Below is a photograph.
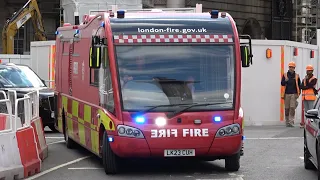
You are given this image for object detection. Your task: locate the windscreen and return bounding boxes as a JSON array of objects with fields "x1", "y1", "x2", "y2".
[
  {"x1": 0, "y1": 65, "x2": 45, "y2": 88},
  {"x1": 116, "y1": 45, "x2": 235, "y2": 112}
]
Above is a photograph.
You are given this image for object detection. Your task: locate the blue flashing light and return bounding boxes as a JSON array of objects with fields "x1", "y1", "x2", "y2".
[
  {"x1": 117, "y1": 10, "x2": 125, "y2": 18},
  {"x1": 214, "y1": 116, "x2": 221, "y2": 122},
  {"x1": 55, "y1": 31, "x2": 59, "y2": 35},
  {"x1": 211, "y1": 10, "x2": 219, "y2": 17},
  {"x1": 101, "y1": 22, "x2": 105, "y2": 27},
  {"x1": 117, "y1": 10, "x2": 125, "y2": 15},
  {"x1": 108, "y1": 136, "x2": 114, "y2": 142},
  {"x1": 134, "y1": 116, "x2": 146, "y2": 124},
  {"x1": 75, "y1": 29, "x2": 80, "y2": 34}
]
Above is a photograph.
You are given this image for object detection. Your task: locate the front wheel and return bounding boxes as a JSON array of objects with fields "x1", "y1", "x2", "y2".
[
  {"x1": 63, "y1": 113, "x2": 76, "y2": 149},
  {"x1": 102, "y1": 131, "x2": 120, "y2": 174},
  {"x1": 304, "y1": 136, "x2": 315, "y2": 170},
  {"x1": 225, "y1": 152, "x2": 240, "y2": 171},
  {"x1": 317, "y1": 145, "x2": 320, "y2": 180}
]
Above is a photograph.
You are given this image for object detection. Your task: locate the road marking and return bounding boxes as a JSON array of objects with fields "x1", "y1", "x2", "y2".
[
  {"x1": 68, "y1": 167, "x2": 103, "y2": 170},
  {"x1": 47, "y1": 140, "x2": 65, "y2": 145},
  {"x1": 245, "y1": 137, "x2": 303, "y2": 140},
  {"x1": 45, "y1": 136, "x2": 64, "y2": 139},
  {"x1": 24, "y1": 156, "x2": 91, "y2": 180},
  {"x1": 196, "y1": 178, "x2": 244, "y2": 180}
]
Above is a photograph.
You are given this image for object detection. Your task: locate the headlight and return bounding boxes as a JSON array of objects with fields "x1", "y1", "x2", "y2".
[
  {"x1": 215, "y1": 123, "x2": 241, "y2": 138},
  {"x1": 117, "y1": 125, "x2": 144, "y2": 139}
]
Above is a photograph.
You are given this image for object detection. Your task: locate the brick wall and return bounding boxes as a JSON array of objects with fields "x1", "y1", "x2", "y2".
[{"x1": 155, "y1": 0, "x2": 272, "y2": 39}]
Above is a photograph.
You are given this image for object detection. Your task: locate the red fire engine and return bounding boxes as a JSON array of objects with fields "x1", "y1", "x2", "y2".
[{"x1": 53, "y1": 6, "x2": 253, "y2": 174}]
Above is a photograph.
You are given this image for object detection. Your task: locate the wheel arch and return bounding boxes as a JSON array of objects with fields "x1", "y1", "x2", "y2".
[
  {"x1": 62, "y1": 108, "x2": 66, "y2": 137},
  {"x1": 99, "y1": 123, "x2": 106, "y2": 155}
]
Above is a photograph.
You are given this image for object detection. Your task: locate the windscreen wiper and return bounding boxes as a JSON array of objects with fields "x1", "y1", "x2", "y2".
[
  {"x1": 131, "y1": 103, "x2": 197, "y2": 117},
  {"x1": 166, "y1": 102, "x2": 229, "y2": 119}
]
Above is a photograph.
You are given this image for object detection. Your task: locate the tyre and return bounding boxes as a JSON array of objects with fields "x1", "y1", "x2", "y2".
[
  {"x1": 317, "y1": 145, "x2": 320, "y2": 180},
  {"x1": 102, "y1": 131, "x2": 119, "y2": 174},
  {"x1": 49, "y1": 124, "x2": 58, "y2": 132},
  {"x1": 304, "y1": 136, "x2": 315, "y2": 170},
  {"x1": 225, "y1": 152, "x2": 240, "y2": 171},
  {"x1": 63, "y1": 112, "x2": 76, "y2": 149}
]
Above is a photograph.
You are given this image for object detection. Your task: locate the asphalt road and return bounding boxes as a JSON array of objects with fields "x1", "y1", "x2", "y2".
[{"x1": 25, "y1": 125, "x2": 318, "y2": 180}]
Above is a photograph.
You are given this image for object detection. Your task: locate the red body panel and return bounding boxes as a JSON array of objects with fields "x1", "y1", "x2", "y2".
[
  {"x1": 110, "y1": 114, "x2": 242, "y2": 158},
  {"x1": 123, "y1": 111, "x2": 234, "y2": 148}
]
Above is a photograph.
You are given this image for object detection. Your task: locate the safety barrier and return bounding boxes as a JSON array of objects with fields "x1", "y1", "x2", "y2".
[
  {"x1": 0, "y1": 97, "x2": 24, "y2": 180},
  {"x1": 0, "y1": 114, "x2": 6, "y2": 130},
  {"x1": 0, "y1": 90, "x2": 45, "y2": 179},
  {"x1": 0, "y1": 91, "x2": 8, "y2": 131},
  {"x1": 26, "y1": 91, "x2": 48, "y2": 160}
]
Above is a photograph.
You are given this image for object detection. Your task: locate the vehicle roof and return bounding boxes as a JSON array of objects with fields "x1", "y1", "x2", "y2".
[
  {"x1": 0, "y1": 63, "x2": 28, "y2": 68},
  {"x1": 109, "y1": 12, "x2": 234, "y2": 35}
]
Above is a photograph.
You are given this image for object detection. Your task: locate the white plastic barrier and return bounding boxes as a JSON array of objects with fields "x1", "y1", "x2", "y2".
[
  {"x1": 25, "y1": 90, "x2": 48, "y2": 160},
  {"x1": 25, "y1": 90, "x2": 40, "y2": 119},
  {"x1": 0, "y1": 90, "x2": 42, "y2": 179},
  {"x1": 0, "y1": 95, "x2": 24, "y2": 180},
  {"x1": 0, "y1": 132, "x2": 24, "y2": 179}
]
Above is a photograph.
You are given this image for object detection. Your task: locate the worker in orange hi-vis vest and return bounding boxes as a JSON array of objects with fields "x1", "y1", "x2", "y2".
[
  {"x1": 301, "y1": 65, "x2": 318, "y2": 115},
  {"x1": 281, "y1": 61, "x2": 301, "y2": 127}
]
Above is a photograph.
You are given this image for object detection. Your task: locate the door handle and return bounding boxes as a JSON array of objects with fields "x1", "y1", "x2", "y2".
[{"x1": 92, "y1": 114, "x2": 100, "y2": 124}]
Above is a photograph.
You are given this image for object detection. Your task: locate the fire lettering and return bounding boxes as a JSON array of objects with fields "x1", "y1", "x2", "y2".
[
  {"x1": 151, "y1": 129, "x2": 178, "y2": 138},
  {"x1": 150, "y1": 129, "x2": 209, "y2": 138}
]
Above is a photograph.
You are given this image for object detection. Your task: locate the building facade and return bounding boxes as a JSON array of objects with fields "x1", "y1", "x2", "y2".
[
  {"x1": 148, "y1": 0, "x2": 295, "y2": 41},
  {"x1": 0, "y1": 0, "x2": 318, "y2": 55}
]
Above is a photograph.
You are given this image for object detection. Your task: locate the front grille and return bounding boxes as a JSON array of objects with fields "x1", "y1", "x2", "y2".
[
  {"x1": 40, "y1": 96, "x2": 54, "y2": 112},
  {"x1": 48, "y1": 96, "x2": 54, "y2": 111}
]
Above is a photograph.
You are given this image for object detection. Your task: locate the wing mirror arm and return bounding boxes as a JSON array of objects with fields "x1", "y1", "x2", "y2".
[{"x1": 305, "y1": 109, "x2": 319, "y2": 119}]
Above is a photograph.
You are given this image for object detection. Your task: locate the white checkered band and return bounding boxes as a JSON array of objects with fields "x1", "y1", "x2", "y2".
[{"x1": 113, "y1": 34, "x2": 233, "y2": 44}]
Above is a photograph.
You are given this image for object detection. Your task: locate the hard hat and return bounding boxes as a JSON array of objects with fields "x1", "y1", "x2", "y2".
[
  {"x1": 288, "y1": 61, "x2": 296, "y2": 67},
  {"x1": 306, "y1": 65, "x2": 314, "y2": 71}
]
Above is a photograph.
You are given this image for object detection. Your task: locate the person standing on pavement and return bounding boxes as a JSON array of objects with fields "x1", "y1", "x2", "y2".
[
  {"x1": 301, "y1": 65, "x2": 317, "y2": 114},
  {"x1": 281, "y1": 61, "x2": 301, "y2": 127}
]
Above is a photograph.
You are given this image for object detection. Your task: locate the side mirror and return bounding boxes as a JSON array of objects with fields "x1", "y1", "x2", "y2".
[
  {"x1": 239, "y1": 34, "x2": 253, "y2": 68},
  {"x1": 240, "y1": 46, "x2": 250, "y2": 67},
  {"x1": 89, "y1": 36, "x2": 102, "y2": 69},
  {"x1": 305, "y1": 109, "x2": 319, "y2": 119}
]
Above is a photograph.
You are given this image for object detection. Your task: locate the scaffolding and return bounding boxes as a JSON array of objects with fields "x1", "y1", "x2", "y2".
[{"x1": 294, "y1": 0, "x2": 319, "y2": 44}]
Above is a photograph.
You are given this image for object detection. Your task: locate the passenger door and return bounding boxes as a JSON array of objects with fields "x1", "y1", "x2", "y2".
[{"x1": 306, "y1": 98, "x2": 320, "y2": 158}]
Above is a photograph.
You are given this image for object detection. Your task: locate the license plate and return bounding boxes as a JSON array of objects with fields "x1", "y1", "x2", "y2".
[{"x1": 164, "y1": 149, "x2": 195, "y2": 157}]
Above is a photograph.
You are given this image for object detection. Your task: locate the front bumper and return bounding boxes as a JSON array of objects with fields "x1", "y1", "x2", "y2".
[
  {"x1": 109, "y1": 133, "x2": 242, "y2": 159},
  {"x1": 39, "y1": 107, "x2": 54, "y2": 126}
]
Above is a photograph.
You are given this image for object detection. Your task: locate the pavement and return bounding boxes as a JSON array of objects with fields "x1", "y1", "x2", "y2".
[{"x1": 25, "y1": 125, "x2": 318, "y2": 180}]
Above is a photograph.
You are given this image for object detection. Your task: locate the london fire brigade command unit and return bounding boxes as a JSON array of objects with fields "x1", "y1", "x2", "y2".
[{"x1": 53, "y1": 7, "x2": 253, "y2": 175}]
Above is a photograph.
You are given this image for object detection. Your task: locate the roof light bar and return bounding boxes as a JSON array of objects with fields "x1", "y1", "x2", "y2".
[{"x1": 117, "y1": 10, "x2": 125, "y2": 18}]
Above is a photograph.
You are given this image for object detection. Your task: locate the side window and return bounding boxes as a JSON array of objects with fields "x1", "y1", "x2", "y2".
[
  {"x1": 99, "y1": 46, "x2": 115, "y2": 114},
  {"x1": 90, "y1": 69, "x2": 99, "y2": 86}
]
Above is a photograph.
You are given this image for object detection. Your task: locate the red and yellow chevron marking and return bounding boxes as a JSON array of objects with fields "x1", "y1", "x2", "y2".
[
  {"x1": 280, "y1": 46, "x2": 285, "y2": 121},
  {"x1": 57, "y1": 95, "x2": 116, "y2": 155},
  {"x1": 48, "y1": 45, "x2": 56, "y2": 89}
]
